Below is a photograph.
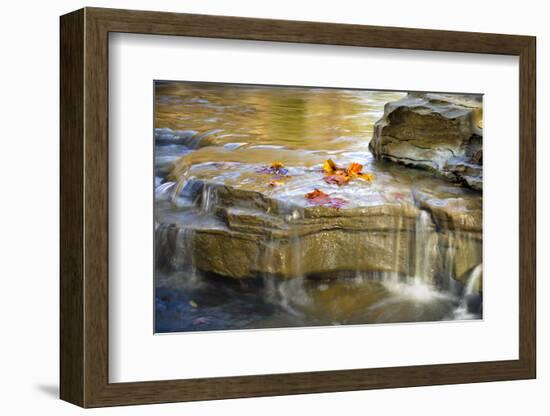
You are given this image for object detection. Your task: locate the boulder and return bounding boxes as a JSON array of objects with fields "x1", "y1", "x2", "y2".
[{"x1": 369, "y1": 93, "x2": 483, "y2": 191}]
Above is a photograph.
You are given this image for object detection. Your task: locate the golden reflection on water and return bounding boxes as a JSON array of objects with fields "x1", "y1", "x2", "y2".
[
  {"x1": 155, "y1": 81, "x2": 405, "y2": 162},
  {"x1": 153, "y1": 82, "x2": 483, "y2": 331},
  {"x1": 155, "y1": 81, "x2": 481, "y2": 212}
]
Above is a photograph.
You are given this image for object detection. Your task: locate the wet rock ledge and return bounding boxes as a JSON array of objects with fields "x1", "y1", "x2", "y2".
[
  {"x1": 369, "y1": 93, "x2": 483, "y2": 191},
  {"x1": 155, "y1": 92, "x2": 483, "y2": 293},
  {"x1": 156, "y1": 176, "x2": 482, "y2": 291}
]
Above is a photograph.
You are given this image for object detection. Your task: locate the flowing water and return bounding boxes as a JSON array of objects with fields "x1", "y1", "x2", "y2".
[{"x1": 154, "y1": 81, "x2": 482, "y2": 333}]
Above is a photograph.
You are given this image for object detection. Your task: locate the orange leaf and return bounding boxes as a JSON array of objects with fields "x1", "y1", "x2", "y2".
[
  {"x1": 321, "y1": 159, "x2": 374, "y2": 186},
  {"x1": 323, "y1": 172, "x2": 350, "y2": 186},
  {"x1": 304, "y1": 189, "x2": 347, "y2": 209},
  {"x1": 347, "y1": 162, "x2": 364, "y2": 177},
  {"x1": 305, "y1": 188, "x2": 327, "y2": 199}
]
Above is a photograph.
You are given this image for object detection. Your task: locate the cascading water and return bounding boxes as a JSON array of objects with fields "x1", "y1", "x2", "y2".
[
  {"x1": 261, "y1": 206, "x2": 312, "y2": 316},
  {"x1": 413, "y1": 209, "x2": 438, "y2": 285},
  {"x1": 452, "y1": 264, "x2": 483, "y2": 319},
  {"x1": 155, "y1": 167, "x2": 482, "y2": 330},
  {"x1": 153, "y1": 83, "x2": 482, "y2": 332},
  {"x1": 155, "y1": 180, "x2": 175, "y2": 201},
  {"x1": 372, "y1": 207, "x2": 464, "y2": 321},
  {"x1": 465, "y1": 264, "x2": 482, "y2": 295}
]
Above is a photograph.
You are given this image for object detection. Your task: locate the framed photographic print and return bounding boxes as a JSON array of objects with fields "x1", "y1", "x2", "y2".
[{"x1": 60, "y1": 7, "x2": 536, "y2": 407}]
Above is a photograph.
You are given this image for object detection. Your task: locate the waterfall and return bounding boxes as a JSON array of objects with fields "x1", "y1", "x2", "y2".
[
  {"x1": 155, "y1": 171, "x2": 206, "y2": 288},
  {"x1": 262, "y1": 206, "x2": 311, "y2": 315},
  {"x1": 155, "y1": 225, "x2": 196, "y2": 275},
  {"x1": 155, "y1": 223, "x2": 173, "y2": 271},
  {"x1": 199, "y1": 183, "x2": 218, "y2": 213},
  {"x1": 155, "y1": 181, "x2": 176, "y2": 201},
  {"x1": 413, "y1": 209, "x2": 438, "y2": 285},
  {"x1": 176, "y1": 227, "x2": 200, "y2": 286},
  {"x1": 276, "y1": 277, "x2": 311, "y2": 316},
  {"x1": 464, "y1": 264, "x2": 482, "y2": 295},
  {"x1": 393, "y1": 215, "x2": 403, "y2": 281},
  {"x1": 452, "y1": 264, "x2": 483, "y2": 320}
]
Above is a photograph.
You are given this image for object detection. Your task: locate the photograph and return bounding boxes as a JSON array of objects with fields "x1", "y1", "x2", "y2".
[{"x1": 153, "y1": 81, "x2": 483, "y2": 333}]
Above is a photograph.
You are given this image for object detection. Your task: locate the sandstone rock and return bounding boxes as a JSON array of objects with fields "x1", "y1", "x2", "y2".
[
  {"x1": 369, "y1": 93, "x2": 483, "y2": 191},
  {"x1": 156, "y1": 178, "x2": 481, "y2": 291}
]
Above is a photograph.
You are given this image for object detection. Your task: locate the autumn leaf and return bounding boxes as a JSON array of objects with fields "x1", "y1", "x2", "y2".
[
  {"x1": 323, "y1": 159, "x2": 337, "y2": 175},
  {"x1": 305, "y1": 189, "x2": 326, "y2": 199},
  {"x1": 347, "y1": 162, "x2": 363, "y2": 177},
  {"x1": 305, "y1": 188, "x2": 347, "y2": 209},
  {"x1": 320, "y1": 159, "x2": 374, "y2": 186},
  {"x1": 323, "y1": 171, "x2": 350, "y2": 186},
  {"x1": 257, "y1": 161, "x2": 289, "y2": 176}
]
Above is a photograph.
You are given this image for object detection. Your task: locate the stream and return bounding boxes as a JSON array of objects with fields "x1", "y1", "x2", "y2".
[{"x1": 154, "y1": 81, "x2": 482, "y2": 333}]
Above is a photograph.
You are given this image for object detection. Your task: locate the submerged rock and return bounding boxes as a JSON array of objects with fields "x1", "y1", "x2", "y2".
[
  {"x1": 369, "y1": 93, "x2": 483, "y2": 191},
  {"x1": 154, "y1": 127, "x2": 226, "y2": 148},
  {"x1": 155, "y1": 127, "x2": 199, "y2": 146}
]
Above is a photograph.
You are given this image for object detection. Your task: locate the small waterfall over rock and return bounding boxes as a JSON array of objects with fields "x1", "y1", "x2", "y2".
[
  {"x1": 413, "y1": 209, "x2": 438, "y2": 285},
  {"x1": 155, "y1": 181, "x2": 176, "y2": 201},
  {"x1": 465, "y1": 263, "x2": 482, "y2": 295},
  {"x1": 199, "y1": 182, "x2": 219, "y2": 214},
  {"x1": 261, "y1": 206, "x2": 312, "y2": 315},
  {"x1": 453, "y1": 264, "x2": 483, "y2": 320},
  {"x1": 153, "y1": 83, "x2": 483, "y2": 331},
  {"x1": 155, "y1": 180, "x2": 482, "y2": 323}
]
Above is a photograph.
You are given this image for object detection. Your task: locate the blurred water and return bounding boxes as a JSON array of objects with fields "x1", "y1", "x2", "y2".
[{"x1": 154, "y1": 81, "x2": 482, "y2": 333}]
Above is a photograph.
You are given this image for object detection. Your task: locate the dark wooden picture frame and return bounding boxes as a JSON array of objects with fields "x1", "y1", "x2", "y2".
[{"x1": 60, "y1": 7, "x2": 536, "y2": 408}]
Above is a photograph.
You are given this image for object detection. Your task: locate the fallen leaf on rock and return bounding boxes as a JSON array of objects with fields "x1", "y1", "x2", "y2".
[
  {"x1": 189, "y1": 300, "x2": 198, "y2": 308},
  {"x1": 347, "y1": 162, "x2": 363, "y2": 176},
  {"x1": 257, "y1": 161, "x2": 289, "y2": 176},
  {"x1": 323, "y1": 172, "x2": 350, "y2": 186},
  {"x1": 305, "y1": 188, "x2": 347, "y2": 209},
  {"x1": 321, "y1": 159, "x2": 374, "y2": 186},
  {"x1": 305, "y1": 188, "x2": 326, "y2": 199},
  {"x1": 323, "y1": 159, "x2": 337, "y2": 175}
]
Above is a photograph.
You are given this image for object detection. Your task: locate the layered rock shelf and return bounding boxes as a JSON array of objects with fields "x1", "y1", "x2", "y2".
[
  {"x1": 154, "y1": 83, "x2": 484, "y2": 331},
  {"x1": 369, "y1": 93, "x2": 483, "y2": 191},
  {"x1": 154, "y1": 89, "x2": 483, "y2": 296},
  {"x1": 156, "y1": 173, "x2": 482, "y2": 291}
]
